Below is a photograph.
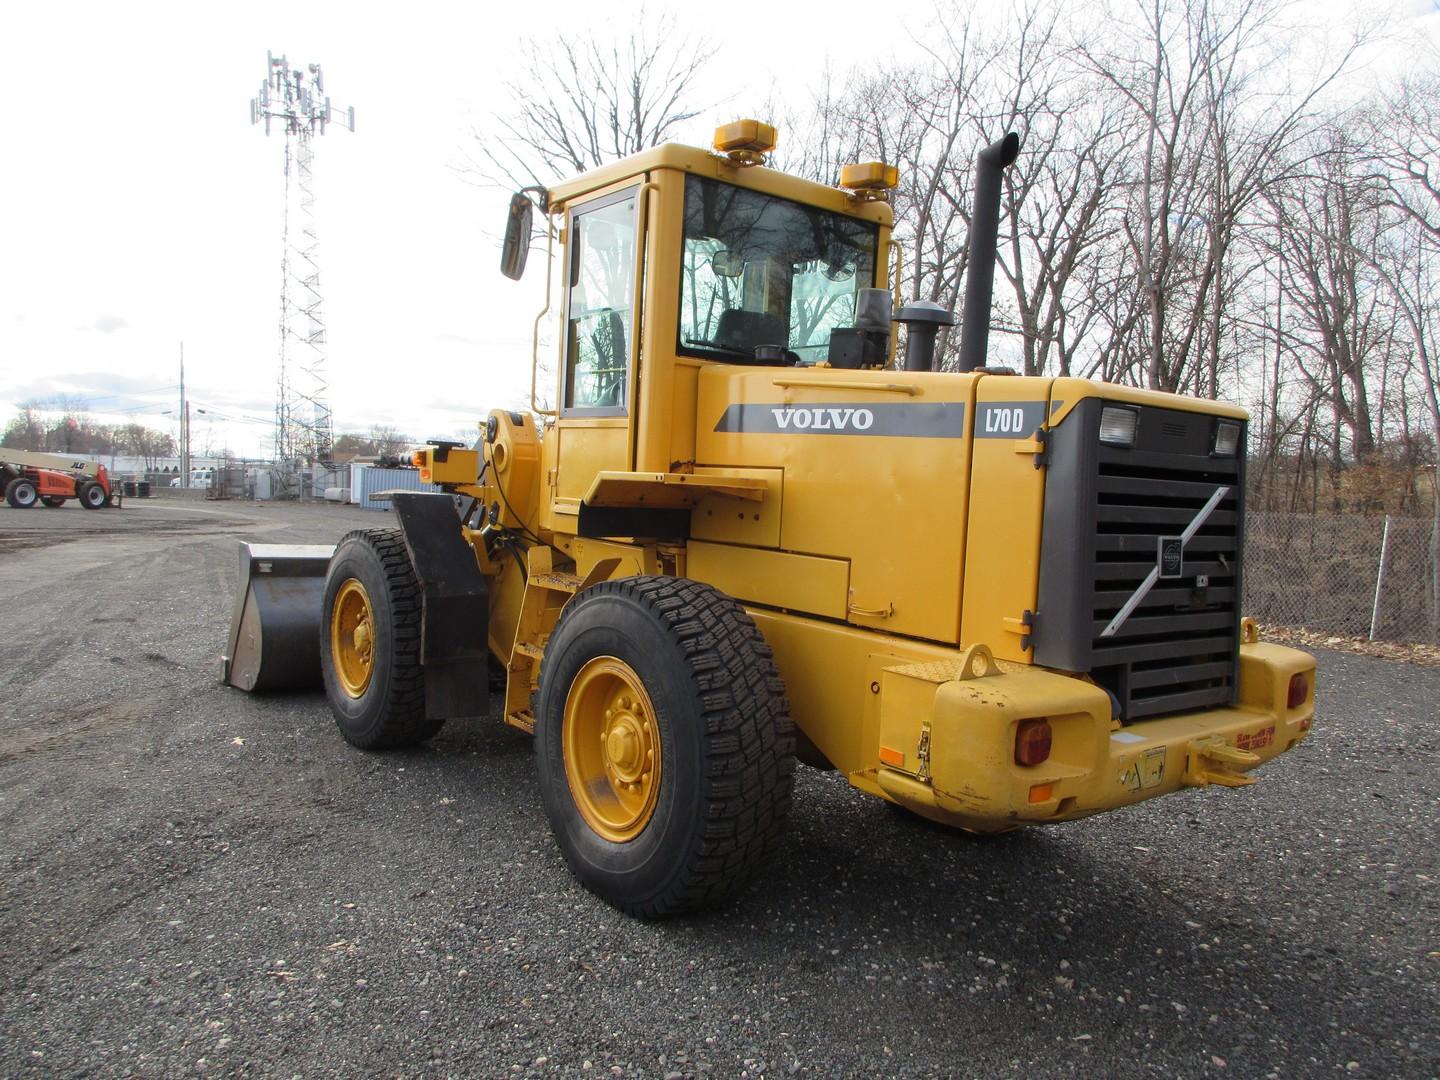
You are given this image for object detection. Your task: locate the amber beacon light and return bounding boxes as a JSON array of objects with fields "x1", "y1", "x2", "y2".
[{"x1": 713, "y1": 119, "x2": 777, "y2": 165}]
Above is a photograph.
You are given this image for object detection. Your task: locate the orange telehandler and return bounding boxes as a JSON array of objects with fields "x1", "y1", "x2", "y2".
[{"x1": 0, "y1": 449, "x2": 117, "y2": 509}]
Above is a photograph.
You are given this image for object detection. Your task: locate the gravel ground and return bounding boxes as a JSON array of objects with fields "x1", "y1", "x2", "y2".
[{"x1": 0, "y1": 498, "x2": 1435, "y2": 1079}]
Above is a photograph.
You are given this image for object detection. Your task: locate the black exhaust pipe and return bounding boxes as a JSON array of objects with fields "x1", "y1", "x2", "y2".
[{"x1": 956, "y1": 132, "x2": 1021, "y2": 373}]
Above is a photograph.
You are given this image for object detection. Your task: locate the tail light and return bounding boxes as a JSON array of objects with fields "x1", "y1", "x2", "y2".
[
  {"x1": 1287, "y1": 673, "x2": 1309, "y2": 709},
  {"x1": 1014, "y1": 718, "x2": 1052, "y2": 766}
]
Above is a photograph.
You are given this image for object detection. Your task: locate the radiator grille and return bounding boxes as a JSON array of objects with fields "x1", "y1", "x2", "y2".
[
  {"x1": 1090, "y1": 449, "x2": 1243, "y2": 719},
  {"x1": 1033, "y1": 400, "x2": 1247, "y2": 723}
]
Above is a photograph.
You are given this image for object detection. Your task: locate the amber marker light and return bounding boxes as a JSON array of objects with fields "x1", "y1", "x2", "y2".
[
  {"x1": 713, "y1": 120, "x2": 777, "y2": 165},
  {"x1": 878, "y1": 745, "x2": 905, "y2": 767},
  {"x1": 1028, "y1": 783, "x2": 1054, "y2": 804},
  {"x1": 1287, "y1": 673, "x2": 1309, "y2": 709},
  {"x1": 1014, "y1": 718, "x2": 1053, "y2": 766},
  {"x1": 838, "y1": 161, "x2": 900, "y2": 199}
]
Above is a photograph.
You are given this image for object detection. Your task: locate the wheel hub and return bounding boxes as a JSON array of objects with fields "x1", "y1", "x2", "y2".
[
  {"x1": 330, "y1": 578, "x2": 376, "y2": 698},
  {"x1": 563, "y1": 658, "x2": 661, "y2": 842}
]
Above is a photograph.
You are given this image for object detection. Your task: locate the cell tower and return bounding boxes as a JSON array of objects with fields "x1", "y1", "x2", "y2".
[{"x1": 250, "y1": 52, "x2": 354, "y2": 494}]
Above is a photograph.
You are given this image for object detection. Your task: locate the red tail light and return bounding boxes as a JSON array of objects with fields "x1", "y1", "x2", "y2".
[
  {"x1": 1287, "y1": 673, "x2": 1309, "y2": 709},
  {"x1": 1014, "y1": 718, "x2": 1052, "y2": 766}
]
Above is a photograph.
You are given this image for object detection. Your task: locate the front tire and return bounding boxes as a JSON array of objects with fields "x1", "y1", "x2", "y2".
[
  {"x1": 320, "y1": 529, "x2": 443, "y2": 749},
  {"x1": 5, "y1": 478, "x2": 38, "y2": 508},
  {"x1": 535, "y1": 576, "x2": 794, "y2": 917},
  {"x1": 78, "y1": 482, "x2": 107, "y2": 509}
]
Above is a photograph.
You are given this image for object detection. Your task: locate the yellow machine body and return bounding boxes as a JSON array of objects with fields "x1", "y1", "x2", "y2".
[{"x1": 429, "y1": 131, "x2": 1314, "y2": 833}]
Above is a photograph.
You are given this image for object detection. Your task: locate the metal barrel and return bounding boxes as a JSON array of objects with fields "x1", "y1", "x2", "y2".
[{"x1": 222, "y1": 542, "x2": 335, "y2": 692}]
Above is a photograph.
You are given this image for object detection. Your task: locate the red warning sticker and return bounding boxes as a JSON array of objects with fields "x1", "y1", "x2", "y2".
[{"x1": 1235, "y1": 726, "x2": 1274, "y2": 751}]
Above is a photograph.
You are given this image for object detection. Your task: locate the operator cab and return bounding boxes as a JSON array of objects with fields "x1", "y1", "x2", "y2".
[{"x1": 499, "y1": 120, "x2": 901, "y2": 493}]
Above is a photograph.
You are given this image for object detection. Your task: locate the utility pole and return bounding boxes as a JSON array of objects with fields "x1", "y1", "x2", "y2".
[
  {"x1": 251, "y1": 53, "x2": 354, "y2": 497},
  {"x1": 180, "y1": 343, "x2": 191, "y2": 485}
]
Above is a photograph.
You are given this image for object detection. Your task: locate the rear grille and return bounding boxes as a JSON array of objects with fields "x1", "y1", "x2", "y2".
[
  {"x1": 1033, "y1": 400, "x2": 1246, "y2": 723},
  {"x1": 1090, "y1": 451, "x2": 1243, "y2": 719}
]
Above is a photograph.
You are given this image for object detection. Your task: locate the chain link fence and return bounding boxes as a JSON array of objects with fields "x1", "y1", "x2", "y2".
[{"x1": 1244, "y1": 512, "x2": 1440, "y2": 644}]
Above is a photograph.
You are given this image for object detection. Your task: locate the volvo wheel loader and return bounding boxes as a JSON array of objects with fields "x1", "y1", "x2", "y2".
[{"x1": 224, "y1": 120, "x2": 1316, "y2": 917}]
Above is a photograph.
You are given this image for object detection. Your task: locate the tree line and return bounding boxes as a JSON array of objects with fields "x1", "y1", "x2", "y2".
[
  {"x1": 774, "y1": 2, "x2": 1437, "y2": 520},
  {"x1": 479, "y1": 0, "x2": 1439, "y2": 524},
  {"x1": 2, "y1": 404, "x2": 176, "y2": 468},
  {"x1": 2, "y1": 402, "x2": 419, "y2": 467}
]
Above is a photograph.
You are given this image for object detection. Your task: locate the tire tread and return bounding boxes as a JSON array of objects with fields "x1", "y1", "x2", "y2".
[
  {"x1": 540, "y1": 575, "x2": 795, "y2": 917},
  {"x1": 327, "y1": 528, "x2": 441, "y2": 749}
]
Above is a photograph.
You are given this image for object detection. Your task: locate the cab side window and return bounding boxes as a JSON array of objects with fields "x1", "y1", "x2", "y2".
[{"x1": 564, "y1": 190, "x2": 638, "y2": 413}]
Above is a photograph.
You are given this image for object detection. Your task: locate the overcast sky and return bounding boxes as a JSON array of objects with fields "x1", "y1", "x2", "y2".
[{"x1": 1, "y1": 0, "x2": 1432, "y2": 459}]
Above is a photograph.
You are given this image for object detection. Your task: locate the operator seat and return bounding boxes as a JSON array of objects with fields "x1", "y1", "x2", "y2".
[{"x1": 715, "y1": 309, "x2": 788, "y2": 353}]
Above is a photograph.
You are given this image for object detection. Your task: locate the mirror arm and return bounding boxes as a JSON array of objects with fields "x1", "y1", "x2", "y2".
[{"x1": 519, "y1": 184, "x2": 550, "y2": 214}]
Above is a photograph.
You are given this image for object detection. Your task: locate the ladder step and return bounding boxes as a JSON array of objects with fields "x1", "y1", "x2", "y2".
[
  {"x1": 513, "y1": 641, "x2": 544, "y2": 660},
  {"x1": 505, "y1": 710, "x2": 535, "y2": 735},
  {"x1": 530, "y1": 571, "x2": 584, "y2": 594}
]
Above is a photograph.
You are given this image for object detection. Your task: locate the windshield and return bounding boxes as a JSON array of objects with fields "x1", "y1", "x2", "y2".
[{"x1": 678, "y1": 176, "x2": 879, "y2": 364}]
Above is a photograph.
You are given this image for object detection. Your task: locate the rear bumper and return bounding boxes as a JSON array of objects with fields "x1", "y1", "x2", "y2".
[{"x1": 874, "y1": 641, "x2": 1315, "y2": 831}]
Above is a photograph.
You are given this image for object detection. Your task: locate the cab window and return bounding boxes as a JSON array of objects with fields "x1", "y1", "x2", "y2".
[
  {"x1": 564, "y1": 189, "x2": 638, "y2": 413},
  {"x1": 678, "y1": 175, "x2": 879, "y2": 364}
]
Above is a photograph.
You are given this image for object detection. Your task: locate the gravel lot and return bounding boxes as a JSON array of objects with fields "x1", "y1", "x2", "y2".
[{"x1": 0, "y1": 497, "x2": 1436, "y2": 1078}]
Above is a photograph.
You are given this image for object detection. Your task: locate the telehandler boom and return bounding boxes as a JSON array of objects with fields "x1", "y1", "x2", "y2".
[{"x1": 224, "y1": 121, "x2": 1316, "y2": 917}]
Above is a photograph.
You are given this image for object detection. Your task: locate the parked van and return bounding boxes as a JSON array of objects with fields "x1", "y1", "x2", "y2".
[{"x1": 170, "y1": 468, "x2": 214, "y2": 489}]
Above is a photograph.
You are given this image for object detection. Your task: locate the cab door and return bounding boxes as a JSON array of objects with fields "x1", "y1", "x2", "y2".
[{"x1": 550, "y1": 183, "x2": 642, "y2": 522}]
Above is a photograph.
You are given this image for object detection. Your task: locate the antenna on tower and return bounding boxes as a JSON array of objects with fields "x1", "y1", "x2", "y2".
[{"x1": 251, "y1": 52, "x2": 354, "y2": 497}]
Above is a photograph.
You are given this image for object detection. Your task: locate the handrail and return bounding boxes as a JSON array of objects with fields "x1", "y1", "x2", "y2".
[
  {"x1": 887, "y1": 237, "x2": 904, "y2": 368},
  {"x1": 771, "y1": 378, "x2": 920, "y2": 396},
  {"x1": 629, "y1": 181, "x2": 659, "y2": 414},
  {"x1": 529, "y1": 213, "x2": 558, "y2": 417}
]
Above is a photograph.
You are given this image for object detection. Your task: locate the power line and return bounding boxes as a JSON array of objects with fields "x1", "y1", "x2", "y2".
[{"x1": 13, "y1": 384, "x2": 180, "y2": 410}]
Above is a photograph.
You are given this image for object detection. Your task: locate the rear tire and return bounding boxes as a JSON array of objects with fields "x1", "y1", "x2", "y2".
[
  {"x1": 5, "y1": 478, "x2": 38, "y2": 508},
  {"x1": 78, "y1": 482, "x2": 106, "y2": 509},
  {"x1": 535, "y1": 576, "x2": 794, "y2": 917},
  {"x1": 320, "y1": 529, "x2": 443, "y2": 749},
  {"x1": 41, "y1": 495, "x2": 66, "y2": 508}
]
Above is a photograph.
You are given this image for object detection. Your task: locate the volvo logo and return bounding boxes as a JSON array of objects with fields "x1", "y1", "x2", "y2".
[
  {"x1": 713, "y1": 401, "x2": 967, "y2": 438},
  {"x1": 1158, "y1": 537, "x2": 1184, "y2": 579},
  {"x1": 770, "y1": 406, "x2": 875, "y2": 432},
  {"x1": 1100, "y1": 485, "x2": 1231, "y2": 638}
]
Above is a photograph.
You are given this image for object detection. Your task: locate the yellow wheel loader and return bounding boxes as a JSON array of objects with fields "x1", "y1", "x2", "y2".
[{"x1": 224, "y1": 120, "x2": 1316, "y2": 917}]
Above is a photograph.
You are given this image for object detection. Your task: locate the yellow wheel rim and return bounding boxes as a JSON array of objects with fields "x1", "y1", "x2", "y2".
[
  {"x1": 563, "y1": 656, "x2": 662, "y2": 842},
  {"x1": 330, "y1": 578, "x2": 376, "y2": 698}
]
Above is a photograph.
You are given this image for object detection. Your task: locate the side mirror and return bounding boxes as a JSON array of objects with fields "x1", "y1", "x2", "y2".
[
  {"x1": 501, "y1": 192, "x2": 534, "y2": 280},
  {"x1": 711, "y1": 249, "x2": 744, "y2": 279}
]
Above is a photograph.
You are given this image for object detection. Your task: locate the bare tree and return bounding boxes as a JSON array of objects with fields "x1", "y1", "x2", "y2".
[
  {"x1": 984, "y1": 7, "x2": 1132, "y2": 377},
  {"x1": 2, "y1": 405, "x2": 46, "y2": 451},
  {"x1": 1077, "y1": 0, "x2": 1362, "y2": 393},
  {"x1": 118, "y1": 423, "x2": 177, "y2": 470},
  {"x1": 469, "y1": 13, "x2": 712, "y2": 189},
  {"x1": 368, "y1": 424, "x2": 413, "y2": 458},
  {"x1": 1363, "y1": 64, "x2": 1440, "y2": 622},
  {"x1": 1260, "y1": 129, "x2": 1393, "y2": 474}
]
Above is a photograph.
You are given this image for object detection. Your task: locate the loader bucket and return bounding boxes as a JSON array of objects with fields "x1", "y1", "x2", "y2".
[{"x1": 222, "y1": 542, "x2": 336, "y2": 692}]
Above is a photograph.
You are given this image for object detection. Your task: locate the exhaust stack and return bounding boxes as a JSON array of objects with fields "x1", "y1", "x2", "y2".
[{"x1": 956, "y1": 132, "x2": 1021, "y2": 374}]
